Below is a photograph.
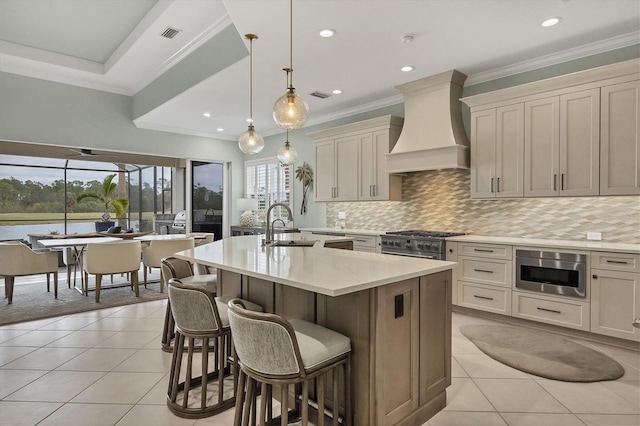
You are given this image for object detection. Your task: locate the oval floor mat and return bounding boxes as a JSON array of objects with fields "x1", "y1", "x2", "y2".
[{"x1": 459, "y1": 324, "x2": 625, "y2": 382}]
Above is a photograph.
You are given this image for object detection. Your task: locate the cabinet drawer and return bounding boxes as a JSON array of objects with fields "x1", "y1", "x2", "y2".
[
  {"x1": 458, "y1": 282, "x2": 511, "y2": 315},
  {"x1": 512, "y1": 291, "x2": 590, "y2": 331},
  {"x1": 459, "y1": 243, "x2": 512, "y2": 260},
  {"x1": 346, "y1": 234, "x2": 378, "y2": 250},
  {"x1": 459, "y1": 257, "x2": 512, "y2": 287},
  {"x1": 591, "y1": 251, "x2": 640, "y2": 273}
]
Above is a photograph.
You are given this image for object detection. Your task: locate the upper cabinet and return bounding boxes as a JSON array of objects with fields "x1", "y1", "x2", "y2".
[
  {"x1": 471, "y1": 104, "x2": 524, "y2": 198},
  {"x1": 524, "y1": 89, "x2": 600, "y2": 197},
  {"x1": 600, "y1": 80, "x2": 640, "y2": 195},
  {"x1": 310, "y1": 116, "x2": 403, "y2": 202},
  {"x1": 462, "y1": 58, "x2": 639, "y2": 199}
]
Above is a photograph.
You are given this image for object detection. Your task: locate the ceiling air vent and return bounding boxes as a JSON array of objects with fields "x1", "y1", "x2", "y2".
[
  {"x1": 160, "y1": 27, "x2": 182, "y2": 39},
  {"x1": 309, "y1": 91, "x2": 331, "y2": 99}
]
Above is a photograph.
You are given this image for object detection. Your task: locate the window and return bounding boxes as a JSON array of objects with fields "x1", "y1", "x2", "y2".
[{"x1": 245, "y1": 157, "x2": 292, "y2": 222}]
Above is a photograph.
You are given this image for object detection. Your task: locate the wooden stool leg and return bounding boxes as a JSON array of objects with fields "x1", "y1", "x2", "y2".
[
  {"x1": 302, "y1": 380, "x2": 309, "y2": 426},
  {"x1": 242, "y1": 377, "x2": 255, "y2": 426},
  {"x1": 234, "y1": 369, "x2": 247, "y2": 426},
  {"x1": 259, "y1": 382, "x2": 268, "y2": 426},
  {"x1": 201, "y1": 337, "x2": 209, "y2": 409},
  {"x1": 317, "y1": 375, "x2": 325, "y2": 426},
  {"x1": 280, "y1": 384, "x2": 288, "y2": 426},
  {"x1": 345, "y1": 358, "x2": 352, "y2": 426},
  {"x1": 333, "y1": 368, "x2": 339, "y2": 426}
]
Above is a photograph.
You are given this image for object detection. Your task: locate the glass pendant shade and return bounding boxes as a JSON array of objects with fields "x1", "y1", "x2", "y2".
[
  {"x1": 238, "y1": 124, "x2": 264, "y2": 155},
  {"x1": 273, "y1": 88, "x2": 309, "y2": 130},
  {"x1": 277, "y1": 140, "x2": 298, "y2": 165}
]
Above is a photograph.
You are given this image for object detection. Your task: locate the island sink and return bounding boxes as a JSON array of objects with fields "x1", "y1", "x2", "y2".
[{"x1": 268, "y1": 240, "x2": 317, "y2": 247}]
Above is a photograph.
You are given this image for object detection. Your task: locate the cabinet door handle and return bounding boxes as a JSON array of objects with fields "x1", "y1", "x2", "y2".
[
  {"x1": 369, "y1": 185, "x2": 373, "y2": 196},
  {"x1": 496, "y1": 177, "x2": 500, "y2": 193},
  {"x1": 372, "y1": 184, "x2": 376, "y2": 196},
  {"x1": 537, "y1": 307, "x2": 561, "y2": 314},
  {"x1": 553, "y1": 174, "x2": 557, "y2": 191},
  {"x1": 606, "y1": 260, "x2": 628, "y2": 265},
  {"x1": 561, "y1": 173, "x2": 565, "y2": 190},
  {"x1": 490, "y1": 177, "x2": 494, "y2": 193},
  {"x1": 592, "y1": 274, "x2": 598, "y2": 279},
  {"x1": 473, "y1": 268, "x2": 494, "y2": 273},
  {"x1": 474, "y1": 248, "x2": 494, "y2": 253},
  {"x1": 473, "y1": 294, "x2": 494, "y2": 301}
]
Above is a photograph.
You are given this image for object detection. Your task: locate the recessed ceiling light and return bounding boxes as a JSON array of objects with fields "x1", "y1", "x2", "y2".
[
  {"x1": 318, "y1": 29, "x2": 335, "y2": 38},
  {"x1": 202, "y1": 112, "x2": 211, "y2": 118},
  {"x1": 401, "y1": 65, "x2": 414, "y2": 72},
  {"x1": 541, "y1": 17, "x2": 562, "y2": 27},
  {"x1": 401, "y1": 34, "x2": 415, "y2": 44},
  {"x1": 216, "y1": 128, "x2": 224, "y2": 132},
  {"x1": 332, "y1": 89, "x2": 343, "y2": 95}
]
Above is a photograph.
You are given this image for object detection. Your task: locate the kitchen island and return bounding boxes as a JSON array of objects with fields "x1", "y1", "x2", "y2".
[{"x1": 175, "y1": 233, "x2": 457, "y2": 425}]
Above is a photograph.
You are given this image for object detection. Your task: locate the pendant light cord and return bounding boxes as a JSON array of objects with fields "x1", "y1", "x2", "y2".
[
  {"x1": 289, "y1": 0, "x2": 293, "y2": 88},
  {"x1": 249, "y1": 36, "x2": 254, "y2": 123}
]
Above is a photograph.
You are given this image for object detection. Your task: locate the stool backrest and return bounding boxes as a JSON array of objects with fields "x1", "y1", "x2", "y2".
[
  {"x1": 168, "y1": 279, "x2": 223, "y2": 334},
  {"x1": 161, "y1": 257, "x2": 194, "y2": 281},
  {"x1": 228, "y1": 298, "x2": 303, "y2": 378}
]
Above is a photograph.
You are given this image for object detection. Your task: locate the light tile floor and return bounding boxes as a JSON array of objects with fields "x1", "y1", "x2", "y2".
[{"x1": 0, "y1": 299, "x2": 638, "y2": 426}]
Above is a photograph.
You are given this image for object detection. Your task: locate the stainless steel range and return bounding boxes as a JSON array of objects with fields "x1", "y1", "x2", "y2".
[{"x1": 381, "y1": 230, "x2": 465, "y2": 259}]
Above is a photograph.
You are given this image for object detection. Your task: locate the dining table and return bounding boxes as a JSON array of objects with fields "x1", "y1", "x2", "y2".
[
  {"x1": 133, "y1": 233, "x2": 207, "y2": 242},
  {"x1": 38, "y1": 236, "x2": 123, "y2": 294}
]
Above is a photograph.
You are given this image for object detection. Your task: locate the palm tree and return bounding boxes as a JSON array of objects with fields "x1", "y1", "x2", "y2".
[
  {"x1": 295, "y1": 162, "x2": 313, "y2": 214},
  {"x1": 76, "y1": 173, "x2": 129, "y2": 222}
]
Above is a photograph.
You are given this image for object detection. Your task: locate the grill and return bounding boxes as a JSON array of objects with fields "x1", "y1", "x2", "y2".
[
  {"x1": 380, "y1": 230, "x2": 465, "y2": 259},
  {"x1": 172, "y1": 210, "x2": 187, "y2": 232}
]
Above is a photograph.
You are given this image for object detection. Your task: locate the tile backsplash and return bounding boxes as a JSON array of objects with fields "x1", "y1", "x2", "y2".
[{"x1": 326, "y1": 169, "x2": 640, "y2": 244}]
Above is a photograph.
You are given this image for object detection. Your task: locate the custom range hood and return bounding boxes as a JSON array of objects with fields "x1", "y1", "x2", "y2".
[{"x1": 387, "y1": 69, "x2": 470, "y2": 173}]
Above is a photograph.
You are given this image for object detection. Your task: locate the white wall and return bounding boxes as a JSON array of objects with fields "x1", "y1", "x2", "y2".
[{"x1": 0, "y1": 71, "x2": 246, "y2": 224}]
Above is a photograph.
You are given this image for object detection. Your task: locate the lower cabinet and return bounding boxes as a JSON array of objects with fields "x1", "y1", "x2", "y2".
[
  {"x1": 512, "y1": 291, "x2": 590, "y2": 331},
  {"x1": 451, "y1": 241, "x2": 640, "y2": 342},
  {"x1": 346, "y1": 233, "x2": 380, "y2": 253},
  {"x1": 459, "y1": 282, "x2": 511, "y2": 315},
  {"x1": 590, "y1": 251, "x2": 640, "y2": 341},
  {"x1": 455, "y1": 242, "x2": 513, "y2": 315}
]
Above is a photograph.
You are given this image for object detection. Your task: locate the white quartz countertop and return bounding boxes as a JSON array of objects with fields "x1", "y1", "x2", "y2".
[
  {"x1": 174, "y1": 233, "x2": 456, "y2": 297},
  {"x1": 447, "y1": 235, "x2": 640, "y2": 254},
  {"x1": 299, "y1": 227, "x2": 386, "y2": 236}
]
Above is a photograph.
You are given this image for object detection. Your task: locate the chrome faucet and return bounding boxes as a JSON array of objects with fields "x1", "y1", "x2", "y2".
[{"x1": 264, "y1": 202, "x2": 293, "y2": 245}]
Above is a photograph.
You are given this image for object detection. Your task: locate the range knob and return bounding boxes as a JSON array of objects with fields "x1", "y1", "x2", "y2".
[{"x1": 416, "y1": 243, "x2": 424, "y2": 249}]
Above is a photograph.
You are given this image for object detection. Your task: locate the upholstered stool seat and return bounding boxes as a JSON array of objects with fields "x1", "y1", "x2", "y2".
[
  {"x1": 228, "y1": 299, "x2": 352, "y2": 426},
  {"x1": 167, "y1": 280, "x2": 262, "y2": 419}
]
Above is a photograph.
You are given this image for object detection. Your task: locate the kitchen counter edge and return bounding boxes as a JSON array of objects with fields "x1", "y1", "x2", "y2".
[{"x1": 446, "y1": 235, "x2": 640, "y2": 254}]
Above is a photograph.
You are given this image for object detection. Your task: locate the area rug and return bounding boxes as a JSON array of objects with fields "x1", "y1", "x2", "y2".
[
  {"x1": 459, "y1": 324, "x2": 625, "y2": 382},
  {"x1": 0, "y1": 274, "x2": 167, "y2": 326}
]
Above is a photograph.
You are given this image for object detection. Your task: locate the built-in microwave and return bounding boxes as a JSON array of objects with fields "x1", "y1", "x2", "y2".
[{"x1": 515, "y1": 249, "x2": 587, "y2": 299}]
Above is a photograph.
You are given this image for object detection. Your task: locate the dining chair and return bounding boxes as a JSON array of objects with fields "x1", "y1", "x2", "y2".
[
  {"x1": 83, "y1": 240, "x2": 141, "y2": 302},
  {"x1": 0, "y1": 241, "x2": 59, "y2": 304},
  {"x1": 141, "y1": 237, "x2": 195, "y2": 292}
]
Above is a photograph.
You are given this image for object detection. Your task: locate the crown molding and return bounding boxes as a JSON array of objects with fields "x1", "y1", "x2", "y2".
[{"x1": 466, "y1": 32, "x2": 640, "y2": 86}]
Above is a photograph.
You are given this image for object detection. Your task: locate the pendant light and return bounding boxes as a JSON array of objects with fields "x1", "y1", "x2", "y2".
[
  {"x1": 277, "y1": 131, "x2": 298, "y2": 165},
  {"x1": 238, "y1": 34, "x2": 264, "y2": 155},
  {"x1": 272, "y1": 0, "x2": 309, "y2": 130}
]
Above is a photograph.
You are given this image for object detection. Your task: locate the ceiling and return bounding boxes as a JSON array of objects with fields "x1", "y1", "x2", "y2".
[{"x1": 1, "y1": 0, "x2": 638, "y2": 142}]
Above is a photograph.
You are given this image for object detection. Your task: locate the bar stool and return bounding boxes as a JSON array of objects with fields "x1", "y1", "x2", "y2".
[
  {"x1": 160, "y1": 256, "x2": 218, "y2": 352},
  {"x1": 227, "y1": 298, "x2": 352, "y2": 426},
  {"x1": 166, "y1": 279, "x2": 262, "y2": 419}
]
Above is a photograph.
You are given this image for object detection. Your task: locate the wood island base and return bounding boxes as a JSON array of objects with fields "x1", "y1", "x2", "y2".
[{"x1": 217, "y1": 269, "x2": 452, "y2": 426}]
